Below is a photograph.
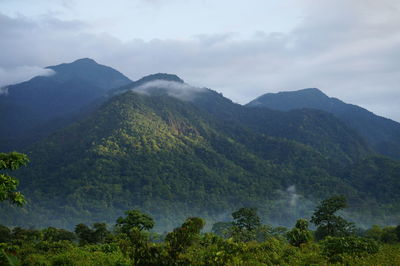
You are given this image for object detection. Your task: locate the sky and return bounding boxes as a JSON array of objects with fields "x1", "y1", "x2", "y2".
[{"x1": 1, "y1": 0, "x2": 399, "y2": 122}]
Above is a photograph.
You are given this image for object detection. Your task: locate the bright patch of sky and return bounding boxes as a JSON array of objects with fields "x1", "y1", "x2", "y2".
[{"x1": 0, "y1": 0, "x2": 303, "y2": 41}]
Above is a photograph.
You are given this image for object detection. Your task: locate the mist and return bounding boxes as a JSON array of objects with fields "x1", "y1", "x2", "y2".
[
  {"x1": 133, "y1": 80, "x2": 207, "y2": 101},
  {"x1": 0, "y1": 66, "x2": 55, "y2": 89}
]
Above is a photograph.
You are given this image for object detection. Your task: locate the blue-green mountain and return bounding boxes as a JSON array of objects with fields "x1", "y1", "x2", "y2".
[
  {"x1": 247, "y1": 88, "x2": 400, "y2": 159},
  {"x1": 0, "y1": 58, "x2": 131, "y2": 151}
]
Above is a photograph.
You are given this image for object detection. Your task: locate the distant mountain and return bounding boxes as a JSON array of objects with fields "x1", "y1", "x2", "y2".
[
  {"x1": 247, "y1": 88, "x2": 400, "y2": 159},
  {"x1": 46, "y1": 58, "x2": 132, "y2": 90},
  {"x1": 0, "y1": 58, "x2": 131, "y2": 151}
]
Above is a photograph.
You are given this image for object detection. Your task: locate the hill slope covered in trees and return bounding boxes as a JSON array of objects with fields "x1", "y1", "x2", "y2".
[
  {"x1": 247, "y1": 88, "x2": 400, "y2": 159},
  {"x1": 1, "y1": 74, "x2": 400, "y2": 230},
  {"x1": 0, "y1": 58, "x2": 131, "y2": 152}
]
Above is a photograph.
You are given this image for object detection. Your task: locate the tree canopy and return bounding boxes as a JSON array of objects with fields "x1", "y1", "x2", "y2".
[
  {"x1": 0, "y1": 152, "x2": 29, "y2": 206},
  {"x1": 311, "y1": 195, "x2": 355, "y2": 240},
  {"x1": 116, "y1": 209, "x2": 154, "y2": 234}
]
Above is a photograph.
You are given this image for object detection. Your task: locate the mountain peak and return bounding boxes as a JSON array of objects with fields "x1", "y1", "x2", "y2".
[
  {"x1": 296, "y1": 87, "x2": 325, "y2": 95},
  {"x1": 273, "y1": 88, "x2": 328, "y2": 98},
  {"x1": 72, "y1": 58, "x2": 98, "y2": 64},
  {"x1": 46, "y1": 58, "x2": 98, "y2": 70},
  {"x1": 247, "y1": 88, "x2": 329, "y2": 108},
  {"x1": 137, "y1": 73, "x2": 184, "y2": 84},
  {"x1": 43, "y1": 58, "x2": 131, "y2": 90}
]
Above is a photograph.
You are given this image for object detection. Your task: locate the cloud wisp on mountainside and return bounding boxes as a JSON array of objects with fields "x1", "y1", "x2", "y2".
[
  {"x1": 133, "y1": 80, "x2": 207, "y2": 101},
  {"x1": 0, "y1": 66, "x2": 55, "y2": 90}
]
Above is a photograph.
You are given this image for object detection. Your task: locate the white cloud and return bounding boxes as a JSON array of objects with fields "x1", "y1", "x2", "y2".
[
  {"x1": 133, "y1": 80, "x2": 206, "y2": 101},
  {"x1": 0, "y1": 0, "x2": 399, "y2": 121},
  {"x1": 0, "y1": 66, "x2": 55, "y2": 88}
]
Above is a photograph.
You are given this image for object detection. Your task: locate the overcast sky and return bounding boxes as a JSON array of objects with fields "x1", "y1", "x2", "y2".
[{"x1": 1, "y1": 0, "x2": 399, "y2": 121}]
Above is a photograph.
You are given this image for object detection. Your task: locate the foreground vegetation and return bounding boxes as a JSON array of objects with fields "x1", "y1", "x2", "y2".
[
  {"x1": 1, "y1": 151, "x2": 400, "y2": 265},
  {"x1": 1, "y1": 201, "x2": 400, "y2": 265}
]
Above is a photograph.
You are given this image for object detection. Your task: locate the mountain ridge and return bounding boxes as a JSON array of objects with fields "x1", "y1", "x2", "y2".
[
  {"x1": 246, "y1": 88, "x2": 400, "y2": 159},
  {"x1": 0, "y1": 58, "x2": 132, "y2": 151}
]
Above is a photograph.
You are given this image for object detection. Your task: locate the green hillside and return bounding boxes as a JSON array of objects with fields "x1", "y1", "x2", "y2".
[
  {"x1": 2, "y1": 84, "x2": 400, "y2": 230},
  {"x1": 247, "y1": 88, "x2": 400, "y2": 159},
  {"x1": 0, "y1": 58, "x2": 131, "y2": 152}
]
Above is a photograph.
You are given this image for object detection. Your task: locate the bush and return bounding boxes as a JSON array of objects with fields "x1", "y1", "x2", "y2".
[{"x1": 321, "y1": 236, "x2": 380, "y2": 263}]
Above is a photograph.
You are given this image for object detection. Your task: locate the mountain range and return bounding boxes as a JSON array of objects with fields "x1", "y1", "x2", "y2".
[
  {"x1": 247, "y1": 88, "x2": 400, "y2": 159},
  {"x1": 1, "y1": 58, "x2": 399, "y2": 230}
]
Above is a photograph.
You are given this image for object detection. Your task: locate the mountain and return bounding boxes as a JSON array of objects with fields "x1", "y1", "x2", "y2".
[
  {"x1": 46, "y1": 58, "x2": 132, "y2": 90},
  {"x1": 0, "y1": 58, "x2": 132, "y2": 151},
  {"x1": 110, "y1": 75, "x2": 372, "y2": 164},
  {"x1": 246, "y1": 88, "x2": 400, "y2": 159},
  {"x1": 190, "y1": 89, "x2": 371, "y2": 165},
  {"x1": 2, "y1": 74, "x2": 400, "y2": 230}
]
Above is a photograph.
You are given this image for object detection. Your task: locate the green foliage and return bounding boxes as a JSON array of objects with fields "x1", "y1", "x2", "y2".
[
  {"x1": 118, "y1": 227, "x2": 165, "y2": 265},
  {"x1": 396, "y1": 224, "x2": 400, "y2": 241},
  {"x1": 0, "y1": 248, "x2": 20, "y2": 266},
  {"x1": 232, "y1": 207, "x2": 261, "y2": 232},
  {"x1": 166, "y1": 217, "x2": 205, "y2": 260},
  {"x1": 74, "y1": 223, "x2": 110, "y2": 245},
  {"x1": 2, "y1": 211, "x2": 400, "y2": 265},
  {"x1": 42, "y1": 227, "x2": 76, "y2": 242},
  {"x1": 0, "y1": 152, "x2": 28, "y2": 206},
  {"x1": 321, "y1": 236, "x2": 380, "y2": 263},
  {"x1": 311, "y1": 195, "x2": 355, "y2": 240},
  {"x1": 365, "y1": 225, "x2": 399, "y2": 243},
  {"x1": 286, "y1": 219, "x2": 313, "y2": 247},
  {"x1": 229, "y1": 207, "x2": 262, "y2": 242},
  {"x1": 116, "y1": 209, "x2": 154, "y2": 234},
  {"x1": 211, "y1": 222, "x2": 232, "y2": 238},
  {"x1": 0, "y1": 224, "x2": 11, "y2": 243}
]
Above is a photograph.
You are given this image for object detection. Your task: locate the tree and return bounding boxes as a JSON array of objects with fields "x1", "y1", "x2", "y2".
[
  {"x1": 211, "y1": 221, "x2": 232, "y2": 238},
  {"x1": 74, "y1": 223, "x2": 94, "y2": 245},
  {"x1": 42, "y1": 227, "x2": 76, "y2": 242},
  {"x1": 286, "y1": 219, "x2": 313, "y2": 247},
  {"x1": 395, "y1": 224, "x2": 400, "y2": 242},
  {"x1": 0, "y1": 152, "x2": 29, "y2": 206},
  {"x1": 74, "y1": 223, "x2": 110, "y2": 245},
  {"x1": 232, "y1": 207, "x2": 261, "y2": 231},
  {"x1": 166, "y1": 217, "x2": 205, "y2": 260},
  {"x1": 0, "y1": 224, "x2": 11, "y2": 243},
  {"x1": 311, "y1": 195, "x2": 355, "y2": 240},
  {"x1": 92, "y1": 223, "x2": 111, "y2": 243},
  {"x1": 321, "y1": 236, "x2": 379, "y2": 263},
  {"x1": 231, "y1": 207, "x2": 261, "y2": 242},
  {"x1": 116, "y1": 209, "x2": 154, "y2": 234}
]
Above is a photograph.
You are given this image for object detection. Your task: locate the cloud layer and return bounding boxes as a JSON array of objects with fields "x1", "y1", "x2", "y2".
[
  {"x1": 133, "y1": 80, "x2": 206, "y2": 101},
  {"x1": 1, "y1": 0, "x2": 399, "y2": 121}
]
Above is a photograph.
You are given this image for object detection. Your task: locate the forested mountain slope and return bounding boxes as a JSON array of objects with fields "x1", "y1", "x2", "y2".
[
  {"x1": 191, "y1": 89, "x2": 371, "y2": 165},
  {"x1": 247, "y1": 88, "x2": 400, "y2": 159},
  {"x1": 0, "y1": 58, "x2": 131, "y2": 151},
  {"x1": 1, "y1": 76, "x2": 400, "y2": 230}
]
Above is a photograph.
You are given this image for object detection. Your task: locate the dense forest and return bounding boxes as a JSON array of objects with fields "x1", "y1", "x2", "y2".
[
  {"x1": 1, "y1": 179, "x2": 400, "y2": 265},
  {"x1": 2, "y1": 89, "x2": 400, "y2": 230}
]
